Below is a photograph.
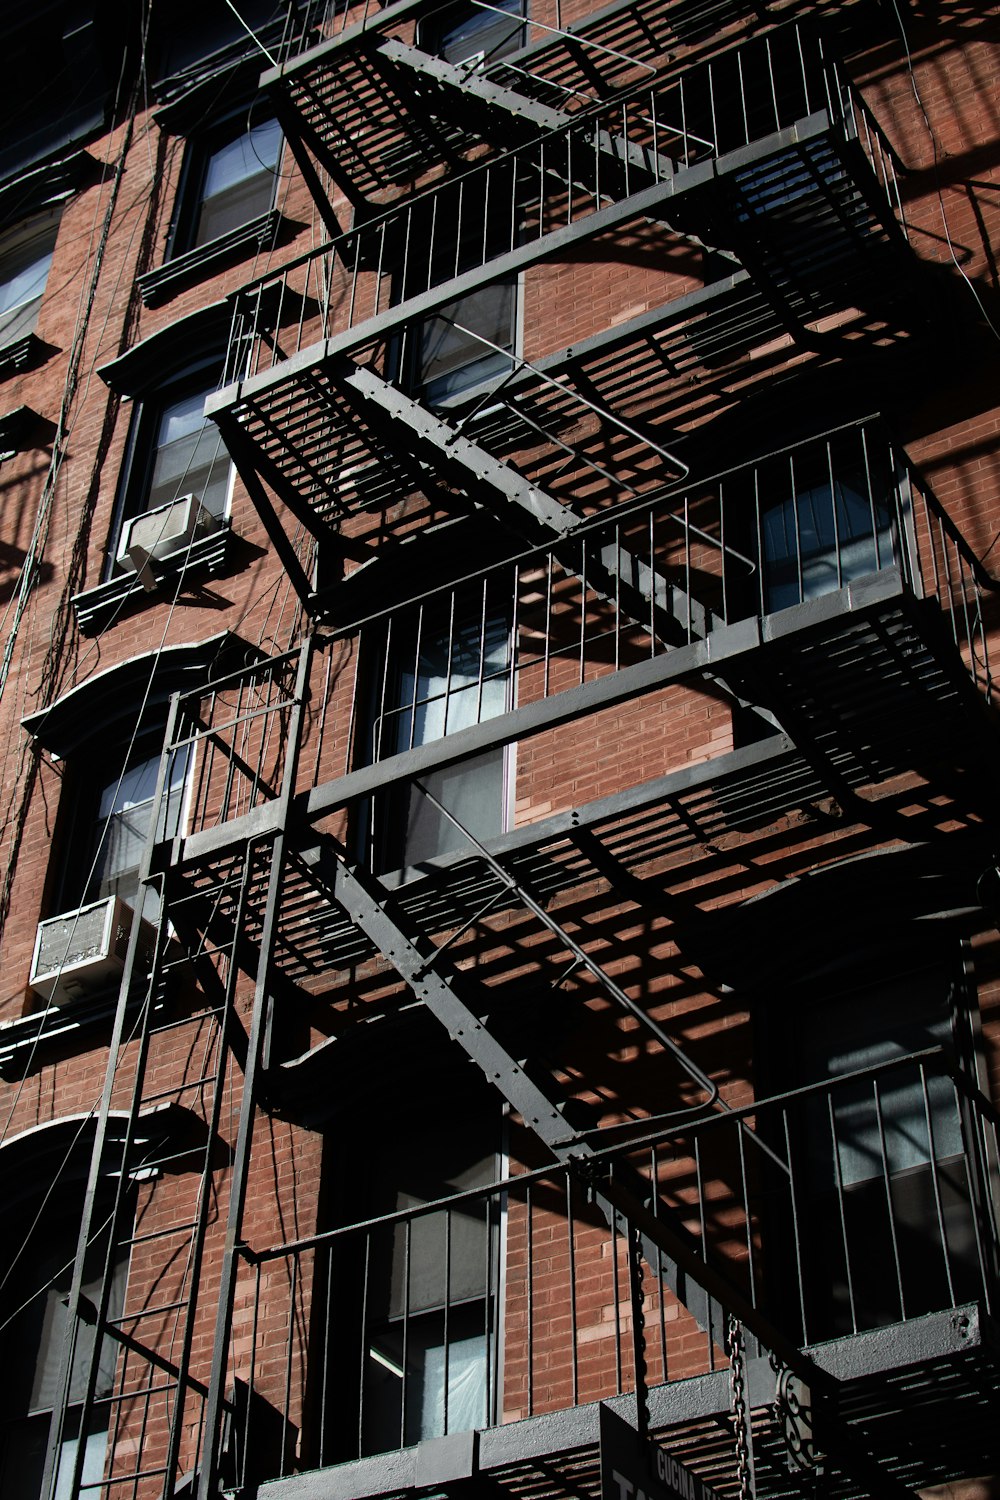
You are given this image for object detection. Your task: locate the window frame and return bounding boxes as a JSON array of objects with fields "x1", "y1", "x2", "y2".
[
  {"x1": 167, "y1": 106, "x2": 283, "y2": 264},
  {"x1": 0, "y1": 206, "x2": 60, "y2": 367},
  {"x1": 314, "y1": 1080, "x2": 508, "y2": 1465},
  {"x1": 0, "y1": 1131, "x2": 135, "y2": 1500},
  {"x1": 416, "y1": 0, "x2": 528, "y2": 69},
  {"x1": 53, "y1": 727, "x2": 191, "y2": 925},
  {"x1": 104, "y1": 357, "x2": 234, "y2": 583},
  {"x1": 361, "y1": 590, "x2": 516, "y2": 874}
]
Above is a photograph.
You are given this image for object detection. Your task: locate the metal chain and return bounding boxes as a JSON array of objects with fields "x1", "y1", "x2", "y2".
[
  {"x1": 627, "y1": 1222, "x2": 651, "y2": 1443},
  {"x1": 727, "y1": 1313, "x2": 754, "y2": 1500}
]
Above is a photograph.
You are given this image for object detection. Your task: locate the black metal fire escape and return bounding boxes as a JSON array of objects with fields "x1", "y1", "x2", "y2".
[{"x1": 44, "y1": 6, "x2": 1000, "y2": 1499}]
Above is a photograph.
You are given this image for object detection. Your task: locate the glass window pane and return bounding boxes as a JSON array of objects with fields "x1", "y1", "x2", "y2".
[
  {"x1": 0, "y1": 213, "x2": 58, "y2": 345},
  {"x1": 88, "y1": 747, "x2": 187, "y2": 910},
  {"x1": 427, "y1": 0, "x2": 526, "y2": 65},
  {"x1": 192, "y1": 118, "x2": 282, "y2": 248},
  {"x1": 147, "y1": 387, "x2": 231, "y2": 518},
  {"x1": 762, "y1": 468, "x2": 895, "y2": 611}
]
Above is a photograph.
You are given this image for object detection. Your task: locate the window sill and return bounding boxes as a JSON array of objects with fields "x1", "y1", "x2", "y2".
[
  {"x1": 0, "y1": 333, "x2": 49, "y2": 379},
  {"x1": 0, "y1": 982, "x2": 159, "y2": 1078},
  {"x1": 137, "y1": 211, "x2": 288, "y2": 308},
  {"x1": 72, "y1": 520, "x2": 233, "y2": 635}
]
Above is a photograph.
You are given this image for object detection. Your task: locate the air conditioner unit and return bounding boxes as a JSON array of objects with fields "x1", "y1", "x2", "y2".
[
  {"x1": 29, "y1": 896, "x2": 156, "y2": 1007},
  {"x1": 117, "y1": 494, "x2": 220, "y2": 584}
]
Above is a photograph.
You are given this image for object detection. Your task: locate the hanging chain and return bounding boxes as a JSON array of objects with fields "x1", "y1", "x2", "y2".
[
  {"x1": 627, "y1": 1221, "x2": 651, "y2": 1443},
  {"x1": 727, "y1": 1313, "x2": 755, "y2": 1500}
]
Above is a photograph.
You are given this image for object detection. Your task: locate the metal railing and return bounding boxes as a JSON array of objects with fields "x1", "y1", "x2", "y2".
[
  {"x1": 223, "y1": 22, "x2": 901, "y2": 385},
  {"x1": 162, "y1": 419, "x2": 997, "y2": 841},
  {"x1": 220, "y1": 1050, "x2": 999, "y2": 1483}
]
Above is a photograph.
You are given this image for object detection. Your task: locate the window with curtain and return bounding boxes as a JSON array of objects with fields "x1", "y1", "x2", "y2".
[{"x1": 338, "y1": 1103, "x2": 504, "y2": 1457}]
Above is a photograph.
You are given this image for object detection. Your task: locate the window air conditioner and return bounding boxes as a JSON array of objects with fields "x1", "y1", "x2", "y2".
[
  {"x1": 117, "y1": 494, "x2": 220, "y2": 585},
  {"x1": 29, "y1": 896, "x2": 156, "y2": 1007}
]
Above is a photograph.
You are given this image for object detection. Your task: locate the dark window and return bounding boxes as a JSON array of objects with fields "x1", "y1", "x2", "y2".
[
  {"x1": 0, "y1": 1195, "x2": 130, "y2": 1498},
  {"x1": 0, "y1": 210, "x2": 58, "y2": 349},
  {"x1": 419, "y1": 0, "x2": 527, "y2": 67},
  {"x1": 367, "y1": 597, "x2": 511, "y2": 871},
  {"x1": 154, "y1": 0, "x2": 295, "y2": 84},
  {"x1": 178, "y1": 115, "x2": 283, "y2": 254},
  {"x1": 760, "y1": 947, "x2": 983, "y2": 1340},
  {"x1": 761, "y1": 467, "x2": 896, "y2": 612},
  {"x1": 317, "y1": 1089, "x2": 504, "y2": 1464},
  {"x1": 110, "y1": 373, "x2": 232, "y2": 575}
]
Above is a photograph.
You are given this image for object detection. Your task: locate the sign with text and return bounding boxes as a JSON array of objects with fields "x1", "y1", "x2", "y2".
[{"x1": 600, "y1": 1404, "x2": 725, "y2": 1500}]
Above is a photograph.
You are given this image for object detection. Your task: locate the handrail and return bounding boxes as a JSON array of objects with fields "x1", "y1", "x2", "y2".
[
  {"x1": 225, "y1": 19, "x2": 856, "y2": 308},
  {"x1": 245, "y1": 1044, "x2": 976, "y2": 1264}
]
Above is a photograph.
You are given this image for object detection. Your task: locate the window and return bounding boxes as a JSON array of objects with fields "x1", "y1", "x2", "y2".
[
  {"x1": 176, "y1": 115, "x2": 283, "y2": 255},
  {"x1": 399, "y1": 173, "x2": 518, "y2": 407},
  {"x1": 0, "y1": 1179, "x2": 130, "y2": 1498},
  {"x1": 368, "y1": 599, "x2": 511, "y2": 871},
  {"x1": 0, "y1": 209, "x2": 58, "y2": 351},
  {"x1": 362, "y1": 1121, "x2": 500, "y2": 1452},
  {"x1": 81, "y1": 743, "x2": 188, "y2": 917},
  {"x1": 111, "y1": 373, "x2": 232, "y2": 576},
  {"x1": 761, "y1": 467, "x2": 896, "y2": 612},
  {"x1": 414, "y1": 280, "x2": 518, "y2": 408},
  {"x1": 419, "y1": 0, "x2": 527, "y2": 67},
  {"x1": 759, "y1": 940, "x2": 983, "y2": 1340},
  {"x1": 319, "y1": 1086, "x2": 504, "y2": 1463}
]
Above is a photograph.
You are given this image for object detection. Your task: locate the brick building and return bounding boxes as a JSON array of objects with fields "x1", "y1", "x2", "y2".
[{"x1": 0, "y1": 0, "x2": 998, "y2": 1497}]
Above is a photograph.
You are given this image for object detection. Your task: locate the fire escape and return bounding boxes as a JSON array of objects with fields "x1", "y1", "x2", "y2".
[{"x1": 46, "y1": 4, "x2": 1000, "y2": 1499}]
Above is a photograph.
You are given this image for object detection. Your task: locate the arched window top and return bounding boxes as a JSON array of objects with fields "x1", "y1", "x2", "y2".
[{"x1": 21, "y1": 631, "x2": 258, "y2": 758}]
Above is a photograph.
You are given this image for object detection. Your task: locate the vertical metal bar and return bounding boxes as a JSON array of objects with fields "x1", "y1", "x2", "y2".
[
  {"x1": 526, "y1": 1181, "x2": 535, "y2": 1414},
  {"x1": 796, "y1": 22, "x2": 810, "y2": 118},
  {"x1": 652, "y1": 1146, "x2": 668, "y2": 1382},
  {"x1": 566, "y1": 1174, "x2": 579, "y2": 1408},
  {"x1": 612, "y1": 1205, "x2": 624, "y2": 1393},
  {"x1": 649, "y1": 509, "x2": 656, "y2": 654},
  {"x1": 509, "y1": 563, "x2": 520, "y2": 712},
  {"x1": 782, "y1": 1107, "x2": 810, "y2": 1343},
  {"x1": 765, "y1": 34, "x2": 779, "y2": 134},
  {"x1": 828, "y1": 439, "x2": 843, "y2": 591},
  {"x1": 476, "y1": 576, "x2": 488, "y2": 724},
  {"x1": 920, "y1": 1062, "x2": 956, "y2": 1307},
  {"x1": 827, "y1": 1089, "x2": 858, "y2": 1334},
  {"x1": 684, "y1": 495, "x2": 692, "y2": 642},
  {"x1": 579, "y1": 540, "x2": 587, "y2": 684},
  {"x1": 872, "y1": 1077, "x2": 907, "y2": 1320},
  {"x1": 736, "y1": 1119, "x2": 757, "y2": 1310},
  {"x1": 358, "y1": 1231, "x2": 371, "y2": 1459},
  {"x1": 443, "y1": 1209, "x2": 452, "y2": 1435},
  {"x1": 737, "y1": 51, "x2": 749, "y2": 146},
  {"x1": 401, "y1": 1217, "x2": 412, "y2": 1448},
  {"x1": 789, "y1": 453, "x2": 803, "y2": 604},
  {"x1": 694, "y1": 1138, "x2": 711, "y2": 1368},
  {"x1": 280, "y1": 1255, "x2": 299, "y2": 1476}
]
